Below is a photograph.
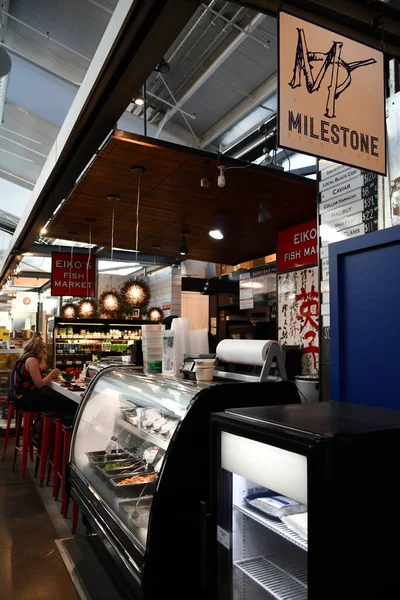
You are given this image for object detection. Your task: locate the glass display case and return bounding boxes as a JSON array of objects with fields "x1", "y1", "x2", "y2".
[
  {"x1": 85, "y1": 357, "x2": 141, "y2": 382},
  {"x1": 68, "y1": 368, "x2": 301, "y2": 600},
  {"x1": 211, "y1": 402, "x2": 400, "y2": 600}
]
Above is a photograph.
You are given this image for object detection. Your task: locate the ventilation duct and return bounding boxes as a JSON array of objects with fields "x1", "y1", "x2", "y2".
[{"x1": 0, "y1": 47, "x2": 11, "y2": 126}]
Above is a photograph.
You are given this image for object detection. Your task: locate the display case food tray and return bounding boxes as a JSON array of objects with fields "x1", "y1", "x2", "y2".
[
  {"x1": 95, "y1": 459, "x2": 146, "y2": 478},
  {"x1": 86, "y1": 450, "x2": 129, "y2": 464},
  {"x1": 110, "y1": 472, "x2": 157, "y2": 496}
]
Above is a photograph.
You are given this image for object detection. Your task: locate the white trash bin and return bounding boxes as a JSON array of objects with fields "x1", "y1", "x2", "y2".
[{"x1": 295, "y1": 375, "x2": 319, "y2": 403}]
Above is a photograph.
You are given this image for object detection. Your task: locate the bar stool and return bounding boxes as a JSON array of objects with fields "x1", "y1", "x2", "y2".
[
  {"x1": 2, "y1": 362, "x2": 17, "y2": 462},
  {"x1": 12, "y1": 410, "x2": 40, "y2": 477},
  {"x1": 57, "y1": 420, "x2": 80, "y2": 534},
  {"x1": 1, "y1": 401, "x2": 15, "y2": 461},
  {"x1": 54, "y1": 418, "x2": 74, "y2": 504},
  {"x1": 34, "y1": 412, "x2": 58, "y2": 486},
  {"x1": 46, "y1": 415, "x2": 64, "y2": 494}
]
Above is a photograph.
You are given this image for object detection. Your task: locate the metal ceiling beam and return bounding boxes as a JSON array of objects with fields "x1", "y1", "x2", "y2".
[
  {"x1": 155, "y1": 10, "x2": 266, "y2": 137},
  {"x1": 22, "y1": 244, "x2": 175, "y2": 265},
  {"x1": 16, "y1": 271, "x2": 51, "y2": 279},
  {"x1": 0, "y1": 0, "x2": 201, "y2": 287},
  {"x1": 200, "y1": 72, "x2": 277, "y2": 150},
  {"x1": 235, "y1": 0, "x2": 400, "y2": 59}
]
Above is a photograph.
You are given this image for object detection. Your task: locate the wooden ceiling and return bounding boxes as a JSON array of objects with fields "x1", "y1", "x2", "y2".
[{"x1": 47, "y1": 131, "x2": 316, "y2": 265}]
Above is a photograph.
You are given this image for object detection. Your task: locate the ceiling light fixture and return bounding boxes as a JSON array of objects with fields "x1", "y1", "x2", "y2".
[
  {"x1": 179, "y1": 232, "x2": 188, "y2": 256},
  {"x1": 209, "y1": 228, "x2": 224, "y2": 240},
  {"x1": 133, "y1": 95, "x2": 145, "y2": 106},
  {"x1": 209, "y1": 214, "x2": 225, "y2": 240},
  {"x1": 217, "y1": 165, "x2": 226, "y2": 188},
  {"x1": 201, "y1": 160, "x2": 210, "y2": 188},
  {"x1": 258, "y1": 200, "x2": 272, "y2": 223},
  {"x1": 154, "y1": 58, "x2": 171, "y2": 73}
]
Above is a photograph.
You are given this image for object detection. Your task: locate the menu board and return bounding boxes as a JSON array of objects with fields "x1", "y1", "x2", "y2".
[
  {"x1": 239, "y1": 265, "x2": 276, "y2": 310},
  {"x1": 319, "y1": 164, "x2": 378, "y2": 309},
  {"x1": 318, "y1": 161, "x2": 379, "y2": 400}
]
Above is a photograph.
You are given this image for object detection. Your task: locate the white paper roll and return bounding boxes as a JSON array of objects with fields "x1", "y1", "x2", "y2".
[{"x1": 216, "y1": 339, "x2": 272, "y2": 367}]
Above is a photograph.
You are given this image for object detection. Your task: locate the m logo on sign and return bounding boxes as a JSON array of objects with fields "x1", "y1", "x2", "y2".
[
  {"x1": 289, "y1": 28, "x2": 376, "y2": 119},
  {"x1": 278, "y1": 12, "x2": 385, "y2": 175}
]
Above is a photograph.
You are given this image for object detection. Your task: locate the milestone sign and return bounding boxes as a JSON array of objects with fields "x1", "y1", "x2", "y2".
[
  {"x1": 51, "y1": 252, "x2": 96, "y2": 297},
  {"x1": 278, "y1": 11, "x2": 385, "y2": 175}
]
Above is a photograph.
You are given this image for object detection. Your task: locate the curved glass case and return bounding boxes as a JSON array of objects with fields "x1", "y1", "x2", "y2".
[{"x1": 71, "y1": 367, "x2": 199, "y2": 551}]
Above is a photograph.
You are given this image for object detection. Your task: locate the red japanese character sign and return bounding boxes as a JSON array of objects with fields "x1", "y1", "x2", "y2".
[{"x1": 278, "y1": 267, "x2": 320, "y2": 374}]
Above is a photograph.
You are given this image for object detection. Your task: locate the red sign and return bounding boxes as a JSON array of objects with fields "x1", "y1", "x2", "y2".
[
  {"x1": 51, "y1": 252, "x2": 96, "y2": 297},
  {"x1": 277, "y1": 220, "x2": 318, "y2": 272}
]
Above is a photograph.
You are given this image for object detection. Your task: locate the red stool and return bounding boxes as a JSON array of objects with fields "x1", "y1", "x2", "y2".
[
  {"x1": 34, "y1": 412, "x2": 58, "y2": 486},
  {"x1": 12, "y1": 410, "x2": 40, "y2": 477},
  {"x1": 55, "y1": 420, "x2": 80, "y2": 533},
  {"x1": 46, "y1": 415, "x2": 64, "y2": 495},
  {"x1": 1, "y1": 401, "x2": 15, "y2": 461},
  {"x1": 58, "y1": 422, "x2": 72, "y2": 513}
]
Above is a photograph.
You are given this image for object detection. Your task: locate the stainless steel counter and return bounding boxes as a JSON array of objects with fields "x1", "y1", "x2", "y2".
[{"x1": 48, "y1": 381, "x2": 86, "y2": 404}]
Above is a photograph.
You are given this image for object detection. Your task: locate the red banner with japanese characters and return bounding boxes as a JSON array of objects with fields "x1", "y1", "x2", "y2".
[
  {"x1": 51, "y1": 252, "x2": 96, "y2": 297},
  {"x1": 277, "y1": 267, "x2": 319, "y2": 374},
  {"x1": 277, "y1": 219, "x2": 318, "y2": 272}
]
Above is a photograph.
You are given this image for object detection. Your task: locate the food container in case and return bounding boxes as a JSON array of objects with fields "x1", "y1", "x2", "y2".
[
  {"x1": 86, "y1": 450, "x2": 129, "y2": 465},
  {"x1": 110, "y1": 472, "x2": 158, "y2": 497},
  {"x1": 95, "y1": 459, "x2": 146, "y2": 478}
]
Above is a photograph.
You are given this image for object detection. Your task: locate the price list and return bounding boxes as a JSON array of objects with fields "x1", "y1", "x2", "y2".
[
  {"x1": 362, "y1": 172, "x2": 378, "y2": 234},
  {"x1": 318, "y1": 162, "x2": 379, "y2": 401}
]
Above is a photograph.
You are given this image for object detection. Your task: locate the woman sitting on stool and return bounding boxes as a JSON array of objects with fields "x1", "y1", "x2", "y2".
[{"x1": 14, "y1": 338, "x2": 76, "y2": 414}]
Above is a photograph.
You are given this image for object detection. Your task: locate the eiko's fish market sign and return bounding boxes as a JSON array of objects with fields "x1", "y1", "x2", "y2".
[
  {"x1": 51, "y1": 252, "x2": 96, "y2": 297},
  {"x1": 278, "y1": 11, "x2": 385, "y2": 175}
]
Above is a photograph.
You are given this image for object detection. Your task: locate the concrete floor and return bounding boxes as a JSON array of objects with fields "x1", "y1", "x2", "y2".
[{"x1": 0, "y1": 438, "x2": 79, "y2": 600}]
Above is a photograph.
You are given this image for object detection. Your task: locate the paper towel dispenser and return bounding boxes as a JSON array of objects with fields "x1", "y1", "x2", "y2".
[{"x1": 214, "y1": 339, "x2": 287, "y2": 383}]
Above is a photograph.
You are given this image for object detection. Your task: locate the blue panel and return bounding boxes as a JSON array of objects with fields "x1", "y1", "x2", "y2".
[{"x1": 330, "y1": 226, "x2": 400, "y2": 408}]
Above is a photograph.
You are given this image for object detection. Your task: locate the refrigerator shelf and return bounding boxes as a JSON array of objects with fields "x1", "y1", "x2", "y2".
[
  {"x1": 234, "y1": 553, "x2": 307, "y2": 600},
  {"x1": 234, "y1": 502, "x2": 308, "y2": 552}
]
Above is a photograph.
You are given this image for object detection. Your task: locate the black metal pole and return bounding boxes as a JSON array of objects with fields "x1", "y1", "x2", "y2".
[{"x1": 143, "y1": 82, "x2": 147, "y2": 136}]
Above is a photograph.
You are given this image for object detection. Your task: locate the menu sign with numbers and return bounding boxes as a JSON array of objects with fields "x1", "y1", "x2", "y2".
[
  {"x1": 318, "y1": 161, "x2": 379, "y2": 401},
  {"x1": 319, "y1": 171, "x2": 378, "y2": 252},
  {"x1": 239, "y1": 264, "x2": 276, "y2": 310}
]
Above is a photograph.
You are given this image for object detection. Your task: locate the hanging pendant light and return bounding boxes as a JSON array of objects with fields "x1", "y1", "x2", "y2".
[
  {"x1": 148, "y1": 306, "x2": 164, "y2": 322},
  {"x1": 209, "y1": 216, "x2": 224, "y2": 240},
  {"x1": 99, "y1": 290, "x2": 122, "y2": 318},
  {"x1": 61, "y1": 303, "x2": 77, "y2": 319},
  {"x1": 122, "y1": 277, "x2": 150, "y2": 309},
  {"x1": 77, "y1": 299, "x2": 97, "y2": 318},
  {"x1": 179, "y1": 232, "x2": 188, "y2": 256}
]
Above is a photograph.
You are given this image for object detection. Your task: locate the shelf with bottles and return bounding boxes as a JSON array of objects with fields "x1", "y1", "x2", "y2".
[
  {"x1": 55, "y1": 320, "x2": 144, "y2": 343},
  {"x1": 55, "y1": 341, "x2": 138, "y2": 355},
  {"x1": 55, "y1": 336, "x2": 140, "y2": 341}
]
